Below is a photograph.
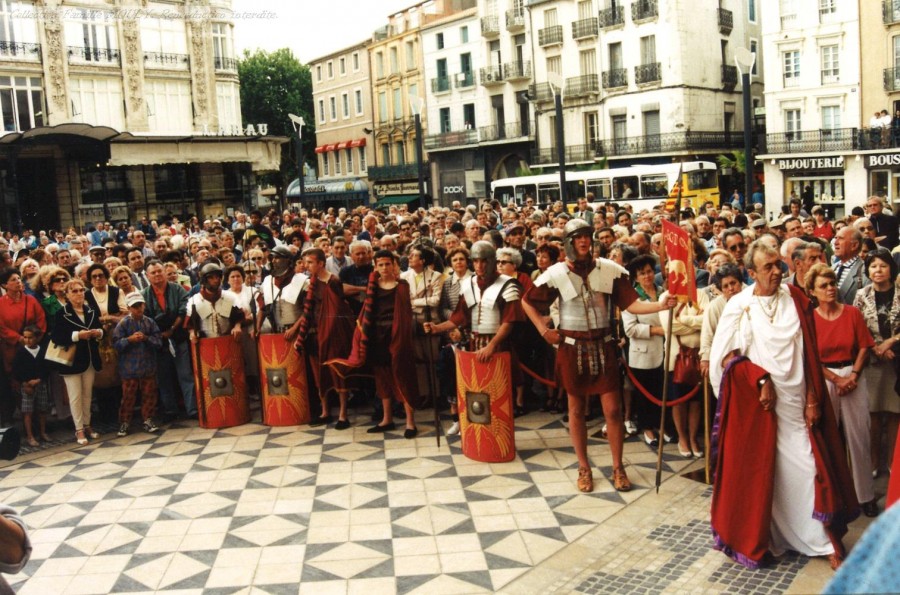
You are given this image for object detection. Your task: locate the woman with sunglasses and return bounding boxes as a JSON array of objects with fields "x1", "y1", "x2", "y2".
[
  {"x1": 853, "y1": 247, "x2": 900, "y2": 493},
  {"x1": 39, "y1": 266, "x2": 72, "y2": 332},
  {"x1": 809, "y1": 263, "x2": 878, "y2": 517}
]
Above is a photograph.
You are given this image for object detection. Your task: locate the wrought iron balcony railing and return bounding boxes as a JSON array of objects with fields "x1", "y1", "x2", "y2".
[
  {"x1": 718, "y1": 8, "x2": 734, "y2": 33},
  {"x1": 759, "y1": 128, "x2": 862, "y2": 155},
  {"x1": 572, "y1": 17, "x2": 599, "y2": 40},
  {"x1": 480, "y1": 65, "x2": 504, "y2": 85},
  {"x1": 632, "y1": 0, "x2": 658, "y2": 22},
  {"x1": 599, "y1": 6, "x2": 625, "y2": 28},
  {"x1": 0, "y1": 41, "x2": 40, "y2": 60},
  {"x1": 528, "y1": 82, "x2": 554, "y2": 102},
  {"x1": 143, "y1": 52, "x2": 189, "y2": 67},
  {"x1": 564, "y1": 74, "x2": 599, "y2": 97},
  {"x1": 531, "y1": 144, "x2": 595, "y2": 165},
  {"x1": 538, "y1": 25, "x2": 563, "y2": 47},
  {"x1": 886, "y1": 67, "x2": 900, "y2": 91},
  {"x1": 635, "y1": 62, "x2": 661, "y2": 84},
  {"x1": 367, "y1": 164, "x2": 420, "y2": 181},
  {"x1": 68, "y1": 46, "x2": 120, "y2": 64},
  {"x1": 431, "y1": 76, "x2": 451, "y2": 93},
  {"x1": 602, "y1": 68, "x2": 628, "y2": 89},
  {"x1": 528, "y1": 132, "x2": 745, "y2": 163},
  {"x1": 722, "y1": 64, "x2": 738, "y2": 87},
  {"x1": 481, "y1": 15, "x2": 500, "y2": 36},
  {"x1": 884, "y1": 0, "x2": 900, "y2": 25},
  {"x1": 503, "y1": 60, "x2": 531, "y2": 80},
  {"x1": 478, "y1": 120, "x2": 533, "y2": 142},
  {"x1": 455, "y1": 71, "x2": 475, "y2": 88},
  {"x1": 506, "y1": 8, "x2": 526, "y2": 31},
  {"x1": 214, "y1": 56, "x2": 238, "y2": 71},
  {"x1": 424, "y1": 128, "x2": 478, "y2": 150}
]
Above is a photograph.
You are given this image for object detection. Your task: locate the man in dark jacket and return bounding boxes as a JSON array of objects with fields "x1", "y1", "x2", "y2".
[{"x1": 866, "y1": 196, "x2": 899, "y2": 251}]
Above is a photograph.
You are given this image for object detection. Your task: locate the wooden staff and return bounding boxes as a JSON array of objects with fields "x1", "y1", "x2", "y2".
[{"x1": 704, "y1": 378, "x2": 711, "y2": 484}]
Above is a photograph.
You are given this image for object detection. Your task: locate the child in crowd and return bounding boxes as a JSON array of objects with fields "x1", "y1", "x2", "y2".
[
  {"x1": 112, "y1": 293, "x2": 163, "y2": 436},
  {"x1": 12, "y1": 325, "x2": 52, "y2": 447}
]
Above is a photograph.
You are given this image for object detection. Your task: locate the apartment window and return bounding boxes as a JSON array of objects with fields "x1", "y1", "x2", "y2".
[
  {"x1": 439, "y1": 107, "x2": 451, "y2": 133},
  {"x1": 381, "y1": 143, "x2": 391, "y2": 166},
  {"x1": 463, "y1": 103, "x2": 475, "y2": 128},
  {"x1": 783, "y1": 50, "x2": 800, "y2": 87},
  {"x1": 316, "y1": 65, "x2": 322, "y2": 81},
  {"x1": 819, "y1": 0, "x2": 836, "y2": 18},
  {"x1": 65, "y1": 7, "x2": 118, "y2": 62},
  {"x1": 436, "y1": 33, "x2": 444, "y2": 50},
  {"x1": 460, "y1": 25, "x2": 468, "y2": 43},
  {"x1": 578, "y1": 0, "x2": 593, "y2": 20},
  {"x1": 140, "y1": 11, "x2": 187, "y2": 58},
  {"x1": 748, "y1": 0, "x2": 756, "y2": 22},
  {"x1": 378, "y1": 91, "x2": 387, "y2": 121},
  {"x1": 609, "y1": 42, "x2": 623, "y2": 70},
  {"x1": 393, "y1": 87, "x2": 402, "y2": 119},
  {"x1": 329, "y1": 96, "x2": 336, "y2": 120},
  {"x1": 544, "y1": 7, "x2": 558, "y2": 27},
  {"x1": 548, "y1": 115, "x2": 557, "y2": 149},
  {"x1": 584, "y1": 112, "x2": 599, "y2": 149},
  {"x1": 335, "y1": 150, "x2": 342, "y2": 174},
  {"x1": 547, "y1": 55, "x2": 561, "y2": 75},
  {"x1": 821, "y1": 105, "x2": 840, "y2": 130},
  {"x1": 390, "y1": 47, "x2": 399, "y2": 73},
  {"x1": 894, "y1": 36, "x2": 900, "y2": 71},
  {"x1": 322, "y1": 153, "x2": 329, "y2": 176},
  {"x1": 640, "y1": 35, "x2": 656, "y2": 64},
  {"x1": 780, "y1": 0, "x2": 797, "y2": 28},
  {"x1": 821, "y1": 45, "x2": 839, "y2": 84},
  {"x1": 0, "y1": 75, "x2": 43, "y2": 132},
  {"x1": 352, "y1": 52, "x2": 360, "y2": 71},
  {"x1": 406, "y1": 41, "x2": 415, "y2": 70},
  {"x1": 359, "y1": 147, "x2": 367, "y2": 172},
  {"x1": 69, "y1": 77, "x2": 124, "y2": 130},
  {"x1": 345, "y1": 148, "x2": 353, "y2": 174},
  {"x1": 750, "y1": 40, "x2": 759, "y2": 75},
  {"x1": 785, "y1": 109, "x2": 801, "y2": 138},
  {"x1": 612, "y1": 114, "x2": 627, "y2": 151},
  {"x1": 146, "y1": 79, "x2": 191, "y2": 134},
  {"x1": 341, "y1": 92, "x2": 349, "y2": 118},
  {"x1": 339, "y1": 57, "x2": 345, "y2": 75},
  {"x1": 209, "y1": 22, "x2": 233, "y2": 67},
  {"x1": 580, "y1": 49, "x2": 597, "y2": 75},
  {"x1": 327, "y1": 61, "x2": 334, "y2": 78},
  {"x1": 318, "y1": 99, "x2": 325, "y2": 123},
  {"x1": 0, "y1": 0, "x2": 39, "y2": 50},
  {"x1": 395, "y1": 141, "x2": 405, "y2": 165},
  {"x1": 409, "y1": 82, "x2": 419, "y2": 103},
  {"x1": 376, "y1": 52, "x2": 384, "y2": 78},
  {"x1": 355, "y1": 89, "x2": 363, "y2": 115}
]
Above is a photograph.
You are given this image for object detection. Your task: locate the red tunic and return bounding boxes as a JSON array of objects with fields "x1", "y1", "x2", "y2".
[{"x1": 301, "y1": 275, "x2": 355, "y2": 397}]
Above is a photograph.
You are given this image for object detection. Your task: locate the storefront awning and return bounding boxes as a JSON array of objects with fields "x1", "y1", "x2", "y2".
[
  {"x1": 108, "y1": 135, "x2": 287, "y2": 172},
  {"x1": 314, "y1": 138, "x2": 367, "y2": 153},
  {"x1": 374, "y1": 194, "x2": 420, "y2": 207}
]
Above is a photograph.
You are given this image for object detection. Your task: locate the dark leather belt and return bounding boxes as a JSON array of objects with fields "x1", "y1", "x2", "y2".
[{"x1": 823, "y1": 360, "x2": 854, "y2": 368}]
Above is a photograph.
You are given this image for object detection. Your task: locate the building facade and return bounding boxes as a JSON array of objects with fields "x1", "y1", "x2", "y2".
[
  {"x1": 0, "y1": 0, "x2": 283, "y2": 232},
  {"x1": 299, "y1": 40, "x2": 373, "y2": 209}
]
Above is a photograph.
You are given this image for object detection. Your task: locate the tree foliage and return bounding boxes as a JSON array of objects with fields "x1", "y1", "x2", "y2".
[{"x1": 238, "y1": 48, "x2": 315, "y2": 194}]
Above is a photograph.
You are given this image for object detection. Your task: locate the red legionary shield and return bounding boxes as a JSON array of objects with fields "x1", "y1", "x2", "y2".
[
  {"x1": 455, "y1": 349, "x2": 515, "y2": 463},
  {"x1": 258, "y1": 333, "x2": 310, "y2": 426},
  {"x1": 192, "y1": 335, "x2": 250, "y2": 429}
]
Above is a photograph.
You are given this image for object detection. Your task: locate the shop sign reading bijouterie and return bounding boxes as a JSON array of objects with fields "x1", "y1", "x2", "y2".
[{"x1": 777, "y1": 157, "x2": 844, "y2": 171}]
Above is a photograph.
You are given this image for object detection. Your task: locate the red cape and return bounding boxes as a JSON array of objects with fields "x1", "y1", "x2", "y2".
[
  {"x1": 710, "y1": 285, "x2": 859, "y2": 568},
  {"x1": 888, "y1": 430, "x2": 900, "y2": 509},
  {"x1": 311, "y1": 276, "x2": 355, "y2": 396}
]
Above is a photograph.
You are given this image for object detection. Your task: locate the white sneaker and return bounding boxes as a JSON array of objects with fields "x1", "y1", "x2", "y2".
[
  {"x1": 624, "y1": 420, "x2": 637, "y2": 435},
  {"x1": 446, "y1": 421, "x2": 460, "y2": 436}
]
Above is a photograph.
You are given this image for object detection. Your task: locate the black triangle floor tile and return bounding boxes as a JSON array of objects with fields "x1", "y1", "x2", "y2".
[
  {"x1": 397, "y1": 573, "x2": 439, "y2": 595},
  {"x1": 524, "y1": 526, "x2": 568, "y2": 543},
  {"x1": 111, "y1": 573, "x2": 155, "y2": 593},
  {"x1": 485, "y1": 551, "x2": 531, "y2": 570},
  {"x1": 477, "y1": 530, "x2": 516, "y2": 550},
  {"x1": 123, "y1": 552, "x2": 172, "y2": 572},
  {"x1": 354, "y1": 558, "x2": 394, "y2": 579},
  {"x1": 165, "y1": 568, "x2": 211, "y2": 590},
  {"x1": 301, "y1": 563, "x2": 344, "y2": 582},
  {"x1": 438, "y1": 518, "x2": 476, "y2": 536},
  {"x1": 356, "y1": 539, "x2": 393, "y2": 556},
  {"x1": 450, "y1": 570, "x2": 494, "y2": 590}
]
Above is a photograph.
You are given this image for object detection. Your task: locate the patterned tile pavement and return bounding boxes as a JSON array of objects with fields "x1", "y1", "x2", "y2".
[{"x1": 0, "y1": 409, "x2": 880, "y2": 594}]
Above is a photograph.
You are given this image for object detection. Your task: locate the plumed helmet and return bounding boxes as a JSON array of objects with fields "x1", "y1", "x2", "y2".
[
  {"x1": 563, "y1": 218, "x2": 592, "y2": 261},
  {"x1": 199, "y1": 262, "x2": 223, "y2": 283},
  {"x1": 470, "y1": 240, "x2": 497, "y2": 269}
]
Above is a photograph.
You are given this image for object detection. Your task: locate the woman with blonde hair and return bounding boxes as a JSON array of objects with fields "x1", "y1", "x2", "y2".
[{"x1": 110, "y1": 265, "x2": 138, "y2": 297}]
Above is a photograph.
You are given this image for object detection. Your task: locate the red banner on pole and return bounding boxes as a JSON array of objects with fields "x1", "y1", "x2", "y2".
[{"x1": 661, "y1": 219, "x2": 697, "y2": 303}]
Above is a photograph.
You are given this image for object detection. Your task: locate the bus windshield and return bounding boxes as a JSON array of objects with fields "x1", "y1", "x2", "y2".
[{"x1": 686, "y1": 170, "x2": 718, "y2": 190}]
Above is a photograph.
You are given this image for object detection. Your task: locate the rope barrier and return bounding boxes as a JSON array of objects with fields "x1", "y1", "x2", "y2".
[{"x1": 620, "y1": 356, "x2": 701, "y2": 407}]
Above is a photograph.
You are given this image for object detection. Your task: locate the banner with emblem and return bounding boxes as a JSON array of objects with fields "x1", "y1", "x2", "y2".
[{"x1": 661, "y1": 219, "x2": 697, "y2": 304}]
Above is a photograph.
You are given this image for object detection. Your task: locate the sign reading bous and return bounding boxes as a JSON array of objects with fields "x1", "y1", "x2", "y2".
[
  {"x1": 867, "y1": 153, "x2": 900, "y2": 168},
  {"x1": 777, "y1": 157, "x2": 844, "y2": 171}
]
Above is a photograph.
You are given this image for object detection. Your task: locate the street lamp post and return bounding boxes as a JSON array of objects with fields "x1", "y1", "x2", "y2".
[
  {"x1": 548, "y1": 73, "x2": 567, "y2": 208},
  {"x1": 289, "y1": 113, "x2": 305, "y2": 210},
  {"x1": 410, "y1": 95, "x2": 427, "y2": 210},
  {"x1": 735, "y1": 48, "x2": 756, "y2": 211}
]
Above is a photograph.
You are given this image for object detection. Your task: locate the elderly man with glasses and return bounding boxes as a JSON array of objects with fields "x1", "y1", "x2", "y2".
[
  {"x1": 865, "y1": 196, "x2": 899, "y2": 251},
  {"x1": 833, "y1": 226, "x2": 869, "y2": 305}
]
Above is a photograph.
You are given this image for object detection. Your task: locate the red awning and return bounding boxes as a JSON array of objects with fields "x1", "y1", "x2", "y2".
[
  {"x1": 350, "y1": 137, "x2": 367, "y2": 148},
  {"x1": 314, "y1": 145, "x2": 327, "y2": 154},
  {"x1": 335, "y1": 140, "x2": 350, "y2": 150}
]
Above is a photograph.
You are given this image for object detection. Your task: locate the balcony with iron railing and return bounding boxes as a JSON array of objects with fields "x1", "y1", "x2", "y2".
[
  {"x1": 599, "y1": 6, "x2": 625, "y2": 28},
  {"x1": 143, "y1": 52, "x2": 189, "y2": 68},
  {"x1": 0, "y1": 41, "x2": 40, "y2": 60},
  {"x1": 528, "y1": 82, "x2": 555, "y2": 102},
  {"x1": 455, "y1": 71, "x2": 475, "y2": 88},
  {"x1": 565, "y1": 74, "x2": 599, "y2": 97},
  {"x1": 531, "y1": 144, "x2": 596, "y2": 165},
  {"x1": 214, "y1": 56, "x2": 238, "y2": 71},
  {"x1": 68, "y1": 46, "x2": 120, "y2": 65},
  {"x1": 594, "y1": 130, "x2": 743, "y2": 159},
  {"x1": 722, "y1": 64, "x2": 738, "y2": 88},
  {"x1": 479, "y1": 120, "x2": 533, "y2": 142},
  {"x1": 632, "y1": 0, "x2": 658, "y2": 22},
  {"x1": 506, "y1": 8, "x2": 526, "y2": 31},
  {"x1": 602, "y1": 68, "x2": 628, "y2": 89},
  {"x1": 504, "y1": 60, "x2": 531, "y2": 80},
  {"x1": 884, "y1": 0, "x2": 900, "y2": 25},
  {"x1": 480, "y1": 65, "x2": 505, "y2": 85},
  {"x1": 367, "y1": 163, "x2": 420, "y2": 181},
  {"x1": 431, "y1": 76, "x2": 451, "y2": 94},
  {"x1": 758, "y1": 128, "x2": 863, "y2": 155},
  {"x1": 538, "y1": 25, "x2": 564, "y2": 47},
  {"x1": 481, "y1": 15, "x2": 500, "y2": 37},
  {"x1": 886, "y1": 67, "x2": 900, "y2": 91},
  {"x1": 635, "y1": 62, "x2": 661, "y2": 85},
  {"x1": 572, "y1": 17, "x2": 599, "y2": 40},
  {"x1": 424, "y1": 128, "x2": 478, "y2": 150},
  {"x1": 718, "y1": 8, "x2": 733, "y2": 34}
]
